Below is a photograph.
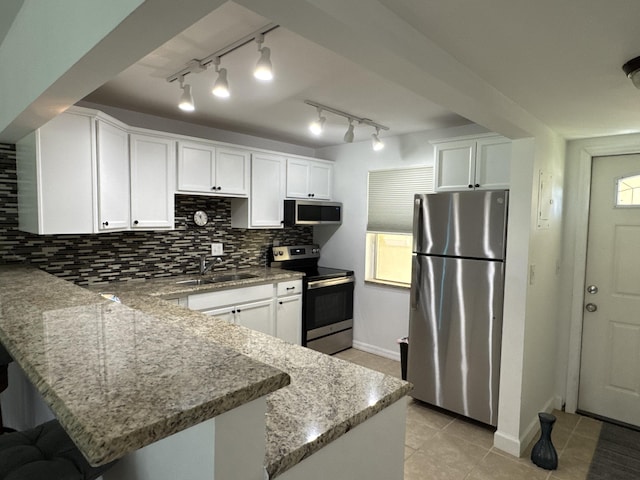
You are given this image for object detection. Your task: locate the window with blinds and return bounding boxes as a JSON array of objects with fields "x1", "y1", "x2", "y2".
[{"x1": 365, "y1": 166, "x2": 434, "y2": 287}]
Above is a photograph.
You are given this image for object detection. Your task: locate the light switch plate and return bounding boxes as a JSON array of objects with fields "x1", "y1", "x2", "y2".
[{"x1": 211, "y1": 243, "x2": 223, "y2": 256}]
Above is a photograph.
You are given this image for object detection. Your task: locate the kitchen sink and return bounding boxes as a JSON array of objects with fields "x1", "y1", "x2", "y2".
[
  {"x1": 175, "y1": 278, "x2": 216, "y2": 286},
  {"x1": 175, "y1": 273, "x2": 258, "y2": 286},
  {"x1": 210, "y1": 273, "x2": 258, "y2": 282}
]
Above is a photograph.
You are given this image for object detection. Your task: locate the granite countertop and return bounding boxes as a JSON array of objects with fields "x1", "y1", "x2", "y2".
[
  {"x1": 0, "y1": 266, "x2": 290, "y2": 466},
  {"x1": 86, "y1": 266, "x2": 305, "y2": 299},
  {"x1": 0, "y1": 265, "x2": 412, "y2": 478},
  {"x1": 105, "y1": 279, "x2": 412, "y2": 478}
]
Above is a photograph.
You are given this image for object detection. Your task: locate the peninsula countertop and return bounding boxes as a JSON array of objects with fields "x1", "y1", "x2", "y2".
[
  {"x1": 1, "y1": 266, "x2": 412, "y2": 478},
  {"x1": 0, "y1": 265, "x2": 290, "y2": 466}
]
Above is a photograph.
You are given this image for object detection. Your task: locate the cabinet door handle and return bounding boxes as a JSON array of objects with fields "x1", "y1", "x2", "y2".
[
  {"x1": 286, "y1": 286, "x2": 295, "y2": 291},
  {"x1": 468, "y1": 184, "x2": 473, "y2": 189},
  {"x1": 217, "y1": 186, "x2": 222, "y2": 191},
  {"x1": 102, "y1": 221, "x2": 109, "y2": 226},
  {"x1": 279, "y1": 301, "x2": 283, "y2": 305},
  {"x1": 236, "y1": 308, "x2": 241, "y2": 313},
  {"x1": 133, "y1": 220, "x2": 139, "y2": 225},
  {"x1": 475, "y1": 183, "x2": 480, "y2": 188}
]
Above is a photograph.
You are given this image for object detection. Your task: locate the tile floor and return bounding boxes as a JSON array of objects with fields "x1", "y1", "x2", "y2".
[{"x1": 334, "y1": 348, "x2": 602, "y2": 480}]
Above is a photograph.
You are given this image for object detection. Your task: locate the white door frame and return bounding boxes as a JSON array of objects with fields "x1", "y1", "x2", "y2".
[{"x1": 565, "y1": 136, "x2": 640, "y2": 413}]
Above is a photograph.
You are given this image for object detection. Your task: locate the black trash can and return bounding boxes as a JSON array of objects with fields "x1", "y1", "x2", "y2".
[{"x1": 397, "y1": 337, "x2": 408, "y2": 380}]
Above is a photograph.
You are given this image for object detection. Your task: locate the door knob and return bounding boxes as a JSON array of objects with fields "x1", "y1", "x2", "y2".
[
  {"x1": 585, "y1": 303, "x2": 598, "y2": 312},
  {"x1": 586, "y1": 285, "x2": 598, "y2": 294}
]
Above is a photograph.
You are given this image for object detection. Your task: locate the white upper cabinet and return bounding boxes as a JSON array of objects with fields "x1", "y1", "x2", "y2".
[
  {"x1": 129, "y1": 133, "x2": 176, "y2": 229},
  {"x1": 286, "y1": 158, "x2": 333, "y2": 200},
  {"x1": 231, "y1": 152, "x2": 286, "y2": 229},
  {"x1": 17, "y1": 110, "x2": 96, "y2": 234},
  {"x1": 434, "y1": 135, "x2": 511, "y2": 192},
  {"x1": 16, "y1": 107, "x2": 177, "y2": 235},
  {"x1": 96, "y1": 118, "x2": 130, "y2": 231},
  {"x1": 177, "y1": 140, "x2": 249, "y2": 197}
]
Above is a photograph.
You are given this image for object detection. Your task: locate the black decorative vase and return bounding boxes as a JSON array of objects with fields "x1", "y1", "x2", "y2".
[{"x1": 531, "y1": 412, "x2": 558, "y2": 470}]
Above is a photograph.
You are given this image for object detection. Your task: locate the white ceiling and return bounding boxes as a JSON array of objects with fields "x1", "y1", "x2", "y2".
[{"x1": 83, "y1": 0, "x2": 640, "y2": 148}]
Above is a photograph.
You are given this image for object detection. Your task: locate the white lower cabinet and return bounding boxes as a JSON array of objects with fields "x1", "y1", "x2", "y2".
[
  {"x1": 276, "y1": 295, "x2": 302, "y2": 345},
  {"x1": 186, "y1": 280, "x2": 302, "y2": 344}
]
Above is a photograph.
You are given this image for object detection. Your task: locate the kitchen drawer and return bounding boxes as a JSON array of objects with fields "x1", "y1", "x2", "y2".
[
  {"x1": 277, "y1": 280, "x2": 302, "y2": 296},
  {"x1": 188, "y1": 284, "x2": 273, "y2": 310}
]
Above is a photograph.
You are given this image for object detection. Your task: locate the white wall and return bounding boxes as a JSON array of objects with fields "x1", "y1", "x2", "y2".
[
  {"x1": 496, "y1": 134, "x2": 566, "y2": 455},
  {"x1": 315, "y1": 123, "x2": 488, "y2": 359}
]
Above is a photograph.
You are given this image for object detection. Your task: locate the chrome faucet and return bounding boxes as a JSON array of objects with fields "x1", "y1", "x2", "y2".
[{"x1": 200, "y1": 255, "x2": 223, "y2": 275}]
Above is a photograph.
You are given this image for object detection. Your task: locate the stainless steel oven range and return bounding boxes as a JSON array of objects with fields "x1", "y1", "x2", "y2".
[{"x1": 271, "y1": 244, "x2": 354, "y2": 355}]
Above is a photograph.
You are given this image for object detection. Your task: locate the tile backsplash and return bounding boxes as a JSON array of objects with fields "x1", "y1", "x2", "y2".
[{"x1": 0, "y1": 143, "x2": 312, "y2": 285}]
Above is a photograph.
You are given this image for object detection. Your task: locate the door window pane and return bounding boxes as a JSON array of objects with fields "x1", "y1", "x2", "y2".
[{"x1": 617, "y1": 174, "x2": 640, "y2": 206}]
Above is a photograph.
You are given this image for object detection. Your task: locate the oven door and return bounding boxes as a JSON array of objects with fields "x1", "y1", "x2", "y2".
[{"x1": 304, "y1": 276, "x2": 354, "y2": 343}]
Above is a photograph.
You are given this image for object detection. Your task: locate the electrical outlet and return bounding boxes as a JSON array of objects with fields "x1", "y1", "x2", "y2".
[{"x1": 211, "y1": 243, "x2": 223, "y2": 256}]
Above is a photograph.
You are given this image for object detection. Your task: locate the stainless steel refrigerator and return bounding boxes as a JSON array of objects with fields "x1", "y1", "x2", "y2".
[{"x1": 407, "y1": 190, "x2": 508, "y2": 426}]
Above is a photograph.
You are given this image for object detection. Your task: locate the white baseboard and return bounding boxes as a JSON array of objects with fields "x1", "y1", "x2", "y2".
[
  {"x1": 352, "y1": 340, "x2": 401, "y2": 362},
  {"x1": 494, "y1": 395, "x2": 555, "y2": 457}
]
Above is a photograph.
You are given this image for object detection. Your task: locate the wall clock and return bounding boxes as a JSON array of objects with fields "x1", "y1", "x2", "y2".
[{"x1": 193, "y1": 210, "x2": 209, "y2": 227}]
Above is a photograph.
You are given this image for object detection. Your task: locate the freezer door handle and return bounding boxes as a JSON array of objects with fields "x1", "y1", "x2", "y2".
[{"x1": 412, "y1": 196, "x2": 422, "y2": 252}]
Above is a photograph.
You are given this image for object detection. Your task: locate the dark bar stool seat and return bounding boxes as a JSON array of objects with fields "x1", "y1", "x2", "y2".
[
  {"x1": 0, "y1": 419, "x2": 116, "y2": 479},
  {"x1": 0, "y1": 343, "x2": 13, "y2": 434}
]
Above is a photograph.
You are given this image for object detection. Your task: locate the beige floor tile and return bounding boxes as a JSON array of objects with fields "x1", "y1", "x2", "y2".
[
  {"x1": 465, "y1": 451, "x2": 549, "y2": 480},
  {"x1": 404, "y1": 432, "x2": 488, "y2": 480},
  {"x1": 405, "y1": 415, "x2": 439, "y2": 449},
  {"x1": 552, "y1": 409, "x2": 581, "y2": 430},
  {"x1": 572, "y1": 416, "x2": 602, "y2": 440},
  {"x1": 552, "y1": 434, "x2": 598, "y2": 480},
  {"x1": 405, "y1": 445, "x2": 417, "y2": 460},
  {"x1": 442, "y1": 417, "x2": 496, "y2": 450},
  {"x1": 407, "y1": 399, "x2": 457, "y2": 430}
]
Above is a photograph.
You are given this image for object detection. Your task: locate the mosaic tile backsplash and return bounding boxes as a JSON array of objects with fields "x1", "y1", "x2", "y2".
[{"x1": 0, "y1": 143, "x2": 312, "y2": 285}]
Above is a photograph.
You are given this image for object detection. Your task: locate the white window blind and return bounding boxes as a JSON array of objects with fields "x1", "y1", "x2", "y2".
[{"x1": 367, "y1": 166, "x2": 434, "y2": 233}]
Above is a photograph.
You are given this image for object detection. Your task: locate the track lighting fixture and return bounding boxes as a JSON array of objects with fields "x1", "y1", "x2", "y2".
[
  {"x1": 211, "y1": 57, "x2": 230, "y2": 98},
  {"x1": 167, "y1": 23, "x2": 278, "y2": 109},
  {"x1": 254, "y1": 34, "x2": 273, "y2": 81},
  {"x1": 304, "y1": 100, "x2": 389, "y2": 150},
  {"x1": 309, "y1": 108, "x2": 326, "y2": 135},
  {"x1": 623, "y1": 55, "x2": 640, "y2": 89},
  {"x1": 178, "y1": 77, "x2": 195, "y2": 112},
  {"x1": 343, "y1": 119, "x2": 355, "y2": 143},
  {"x1": 372, "y1": 127, "x2": 385, "y2": 151}
]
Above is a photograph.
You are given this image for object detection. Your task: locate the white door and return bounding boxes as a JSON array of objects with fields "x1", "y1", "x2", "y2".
[
  {"x1": 251, "y1": 153, "x2": 285, "y2": 227},
  {"x1": 215, "y1": 147, "x2": 249, "y2": 196},
  {"x1": 235, "y1": 299, "x2": 274, "y2": 335},
  {"x1": 276, "y1": 295, "x2": 302, "y2": 344},
  {"x1": 433, "y1": 140, "x2": 475, "y2": 192},
  {"x1": 579, "y1": 154, "x2": 640, "y2": 426},
  {"x1": 177, "y1": 141, "x2": 215, "y2": 192},
  {"x1": 96, "y1": 119, "x2": 130, "y2": 231},
  {"x1": 129, "y1": 134, "x2": 175, "y2": 229},
  {"x1": 308, "y1": 161, "x2": 333, "y2": 199},
  {"x1": 286, "y1": 158, "x2": 311, "y2": 198}
]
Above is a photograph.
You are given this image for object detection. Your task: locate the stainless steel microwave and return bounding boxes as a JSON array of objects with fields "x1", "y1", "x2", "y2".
[{"x1": 283, "y1": 200, "x2": 342, "y2": 226}]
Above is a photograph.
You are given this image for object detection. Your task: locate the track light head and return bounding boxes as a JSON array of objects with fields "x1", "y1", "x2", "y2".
[
  {"x1": 343, "y1": 120, "x2": 355, "y2": 143},
  {"x1": 372, "y1": 128, "x2": 384, "y2": 151},
  {"x1": 178, "y1": 79, "x2": 195, "y2": 112},
  {"x1": 309, "y1": 109, "x2": 326, "y2": 136},
  {"x1": 254, "y1": 35, "x2": 273, "y2": 81},
  {"x1": 623, "y1": 55, "x2": 640, "y2": 89},
  {"x1": 212, "y1": 67, "x2": 230, "y2": 98}
]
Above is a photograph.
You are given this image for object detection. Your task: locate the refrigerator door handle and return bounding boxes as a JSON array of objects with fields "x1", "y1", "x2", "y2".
[
  {"x1": 410, "y1": 254, "x2": 418, "y2": 310},
  {"x1": 412, "y1": 196, "x2": 422, "y2": 252}
]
